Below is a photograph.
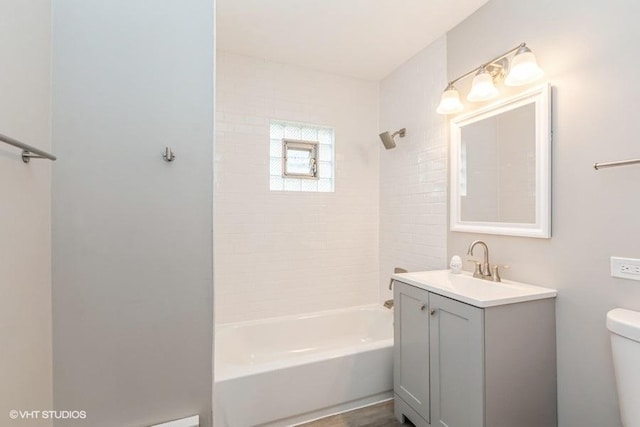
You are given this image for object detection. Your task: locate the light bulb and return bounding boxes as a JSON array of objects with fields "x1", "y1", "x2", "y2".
[
  {"x1": 505, "y1": 46, "x2": 544, "y2": 86},
  {"x1": 467, "y1": 67, "x2": 499, "y2": 102},
  {"x1": 436, "y1": 84, "x2": 464, "y2": 115}
]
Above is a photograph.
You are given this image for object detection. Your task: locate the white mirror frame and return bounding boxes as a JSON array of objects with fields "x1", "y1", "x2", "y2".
[{"x1": 450, "y1": 83, "x2": 551, "y2": 238}]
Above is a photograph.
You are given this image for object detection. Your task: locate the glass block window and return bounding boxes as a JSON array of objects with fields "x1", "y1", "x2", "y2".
[{"x1": 270, "y1": 121, "x2": 334, "y2": 192}]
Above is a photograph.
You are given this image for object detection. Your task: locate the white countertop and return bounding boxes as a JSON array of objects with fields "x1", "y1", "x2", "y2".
[{"x1": 392, "y1": 269, "x2": 557, "y2": 308}]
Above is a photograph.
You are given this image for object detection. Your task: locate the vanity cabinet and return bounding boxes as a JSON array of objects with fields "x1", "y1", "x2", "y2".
[
  {"x1": 393, "y1": 280, "x2": 557, "y2": 427},
  {"x1": 394, "y1": 283, "x2": 431, "y2": 422}
]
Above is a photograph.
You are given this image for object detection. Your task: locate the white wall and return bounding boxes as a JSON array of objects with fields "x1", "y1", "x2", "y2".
[
  {"x1": 447, "y1": 1, "x2": 640, "y2": 425},
  {"x1": 52, "y1": 1, "x2": 214, "y2": 426},
  {"x1": 0, "y1": 1, "x2": 53, "y2": 425},
  {"x1": 215, "y1": 52, "x2": 379, "y2": 323},
  {"x1": 378, "y1": 37, "x2": 449, "y2": 300}
]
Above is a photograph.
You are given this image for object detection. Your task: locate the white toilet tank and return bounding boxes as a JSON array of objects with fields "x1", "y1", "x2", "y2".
[{"x1": 607, "y1": 308, "x2": 640, "y2": 427}]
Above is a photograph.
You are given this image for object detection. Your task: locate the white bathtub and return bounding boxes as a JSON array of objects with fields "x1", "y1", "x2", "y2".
[{"x1": 214, "y1": 305, "x2": 394, "y2": 427}]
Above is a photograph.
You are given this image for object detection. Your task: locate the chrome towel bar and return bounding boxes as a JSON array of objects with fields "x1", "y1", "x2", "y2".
[
  {"x1": 0, "y1": 132, "x2": 57, "y2": 163},
  {"x1": 593, "y1": 158, "x2": 640, "y2": 170}
]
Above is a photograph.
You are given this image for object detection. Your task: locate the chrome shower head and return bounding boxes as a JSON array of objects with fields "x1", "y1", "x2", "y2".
[{"x1": 379, "y1": 128, "x2": 406, "y2": 149}]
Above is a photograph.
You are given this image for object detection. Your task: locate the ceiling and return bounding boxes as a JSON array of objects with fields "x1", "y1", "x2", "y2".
[{"x1": 216, "y1": 0, "x2": 489, "y2": 81}]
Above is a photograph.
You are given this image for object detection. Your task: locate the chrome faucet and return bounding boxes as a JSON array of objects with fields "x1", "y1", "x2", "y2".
[
  {"x1": 466, "y1": 240, "x2": 508, "y2": 282},
  {"x1": 467, "y1": 240, "x2": 491, "y2": 279}
]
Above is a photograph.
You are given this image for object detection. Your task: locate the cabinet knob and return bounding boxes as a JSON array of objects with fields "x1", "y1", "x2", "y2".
[
  {"x1": 420, "y1": 303, "x2": 426, "y2": 311},
  {"x1": 430, "y1": 309, "x2": 436, "y2": 316}
]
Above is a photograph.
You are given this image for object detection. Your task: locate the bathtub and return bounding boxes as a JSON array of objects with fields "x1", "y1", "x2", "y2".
[{"x1": 214, "y1": 305, "x2": 394, "y2": 427}]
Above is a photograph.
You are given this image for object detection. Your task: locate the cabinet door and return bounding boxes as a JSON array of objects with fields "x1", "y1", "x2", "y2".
[
  {"x1": 394, "y1": 281, "x2": 430, "y2": 423},
  {"x1": 429, "y1": 293, "x2": 484, "y2": 427}
]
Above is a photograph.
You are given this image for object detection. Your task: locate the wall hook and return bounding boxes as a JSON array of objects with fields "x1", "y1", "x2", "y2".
[{"x1": 163, "y1": 147, "x2": 175, "y2": 162}]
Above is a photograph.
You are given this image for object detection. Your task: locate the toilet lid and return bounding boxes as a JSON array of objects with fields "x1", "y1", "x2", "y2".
[{"x1": 607, "y1": 308, "x2": 640, "y2": 342}]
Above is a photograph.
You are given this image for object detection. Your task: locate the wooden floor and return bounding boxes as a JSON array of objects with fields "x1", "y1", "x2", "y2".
[{"x1": 297, "y1": 400, "x2": 413, "y2": 427}]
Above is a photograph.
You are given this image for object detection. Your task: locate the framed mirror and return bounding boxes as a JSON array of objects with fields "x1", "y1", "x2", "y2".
[{"x1": 450, "y1": 84, "x2": 551, "y2": 238}]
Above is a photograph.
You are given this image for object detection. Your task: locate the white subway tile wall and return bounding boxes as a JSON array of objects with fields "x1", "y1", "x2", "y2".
[
  {"x1": 215, "y1": 52, "x2": 379, "y2": 323},
  {"x1": 378, "y1": 37, "x2": 449, "y2": 300}
]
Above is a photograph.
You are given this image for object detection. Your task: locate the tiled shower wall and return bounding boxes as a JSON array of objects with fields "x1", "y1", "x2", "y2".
[
  {"x1": 379, "y1": 37, "x2": 449, "y2": 300},
  {"x1": 215, "y1": 52, "x2": 379, "y2": 323}
]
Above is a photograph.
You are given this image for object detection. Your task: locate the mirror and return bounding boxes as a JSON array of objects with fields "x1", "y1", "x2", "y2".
[{"x1": 450, "y1": 84, "x2": 551, "y2": 238}]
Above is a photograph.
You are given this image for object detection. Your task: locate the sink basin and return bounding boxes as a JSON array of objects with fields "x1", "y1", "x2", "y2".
[{"x1": 391, "y1": 269, "x2": 556, "y2": 308}]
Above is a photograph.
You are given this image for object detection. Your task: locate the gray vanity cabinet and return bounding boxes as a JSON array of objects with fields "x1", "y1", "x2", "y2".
[
  {"x1": 429, "y1": 293, "x2": 483, "y2": 427},
  {"x1": 393, "y1": 280, "x2": 557, "y2": 427},
  {"x1": 393, "y1": 282, "x2": 431, "y2": 423}
]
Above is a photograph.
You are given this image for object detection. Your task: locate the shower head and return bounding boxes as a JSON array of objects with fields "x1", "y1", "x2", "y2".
[
  {"x1": 379, "y1": 128, "x2": 406, "y2": 149},
  {"x1": 379, "y1": 132, "x2": 396, "y2": 149}
]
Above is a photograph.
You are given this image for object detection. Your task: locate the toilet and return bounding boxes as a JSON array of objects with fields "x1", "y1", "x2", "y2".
[{"x1": 607, "y1": 308, "x2": 640, "y2": 427}]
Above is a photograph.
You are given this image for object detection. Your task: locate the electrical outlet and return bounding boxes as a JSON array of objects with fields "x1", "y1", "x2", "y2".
[{"x1": 611, "y1": 257, "x2": 640, "y2": 281}]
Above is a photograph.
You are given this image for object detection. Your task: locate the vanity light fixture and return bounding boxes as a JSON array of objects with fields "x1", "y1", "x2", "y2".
[
  {"x1": 467, "y1": 66, "x2": 500, "y2": 102},
  {"x1": 436, "y1": 83, "x2": 464, "y2": 114},
  {"x1": 504, "y1": 45, "x2": 544, "y2": 86},
  {"x1": 437, "y1": 42, "x2": 544, "y2": 115}
]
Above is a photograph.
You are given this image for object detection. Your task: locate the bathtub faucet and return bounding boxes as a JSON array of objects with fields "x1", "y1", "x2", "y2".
[
  {"x1": 388, "y1": 267, "x2": 409, "y2": 290},
  {"x1": 386, "y1": 267, "x2": 408, "y2": 309}
]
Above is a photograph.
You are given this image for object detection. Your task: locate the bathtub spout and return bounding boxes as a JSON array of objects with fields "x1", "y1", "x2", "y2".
[{"x1": 383, "y1": 299, "x2": 394, "y2": 309}]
